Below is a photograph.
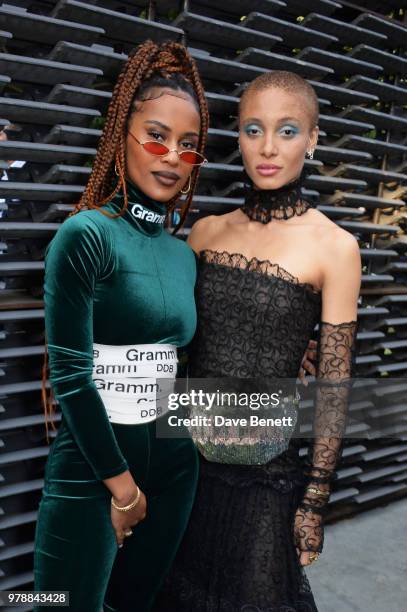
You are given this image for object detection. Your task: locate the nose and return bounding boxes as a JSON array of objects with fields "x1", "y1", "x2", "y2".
[
  {"x1": 161, "y1": 148, "x2": 180, "y2": 167},
  {"x1": 261, "y1": 135, "x2": 278, "y2": 157}
]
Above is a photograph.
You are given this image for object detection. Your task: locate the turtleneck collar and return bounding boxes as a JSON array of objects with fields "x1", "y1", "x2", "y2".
[
  {"x1": 108, "y1": 177, "x2": 168, "y2": 237},
  {"x1": 241, "y1": 165, "x2": 315, "y2": 223}
]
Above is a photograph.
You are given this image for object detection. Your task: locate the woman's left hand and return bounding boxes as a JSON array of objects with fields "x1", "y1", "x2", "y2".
[
  {"x1": 298, "y1": 339, "x2": 317, "y2": 385},
  {"x1": 293, "y1": 505, "x2": 324, "y2": 566},
  {"x1": 296, "y1": 549, "x2": 320, "y2": 567}
]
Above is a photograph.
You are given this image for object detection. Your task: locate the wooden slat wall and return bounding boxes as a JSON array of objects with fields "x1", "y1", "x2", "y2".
[{"x1": 0, "y1": 0, "x2": 406, "y2": 601}]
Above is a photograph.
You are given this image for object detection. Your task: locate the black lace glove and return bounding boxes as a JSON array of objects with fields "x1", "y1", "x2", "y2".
[{"x1": 295, "y1": 320, "x2": 358, "y2": 554}]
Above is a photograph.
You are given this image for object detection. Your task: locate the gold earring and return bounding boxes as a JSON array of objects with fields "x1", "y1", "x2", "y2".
[
  {"x1": 180, "y1": 175, "x2": 192, "y2": 195},
  {"x1": 114, "y1": 162, "x2": 119, "y2": 176}
]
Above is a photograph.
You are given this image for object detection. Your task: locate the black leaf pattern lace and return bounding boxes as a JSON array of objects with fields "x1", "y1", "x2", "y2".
[
  {"x1": 295, "y1": 320, "x2": 358, "y2": 554},
  {"x1": 199, "y1": 250, "x2": 321, "y2": 296},
  {"x1": 153, "y1": 253, "x2": 358, "y2": 611},
  {"x1": 153, "y1": 251, "x2": 327, "y2": 611},
  {"x1": 241, "y1": 166, "x2": 315, "y2": 223}
]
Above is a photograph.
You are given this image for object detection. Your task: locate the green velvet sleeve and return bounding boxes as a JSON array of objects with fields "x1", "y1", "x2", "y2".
[{"x1": 44, "y1": 212, "x2": 129, "y2": 480}]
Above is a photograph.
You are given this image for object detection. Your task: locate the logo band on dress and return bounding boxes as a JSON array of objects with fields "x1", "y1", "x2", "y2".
[{"x1": 92, "y1": 342, "x2": 177, "y2": 424}]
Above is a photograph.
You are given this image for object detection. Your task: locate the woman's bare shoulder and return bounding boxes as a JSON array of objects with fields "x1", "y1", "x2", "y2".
[
  {"x1": 188, "y1": 212, "x2": 234, "y2": 251},
  {"x1": 308, "y1": 208, "x2": 358, "y2": 246},
  {"x1": 308, "y1": 212, "x2": 360, "y2": 286}
]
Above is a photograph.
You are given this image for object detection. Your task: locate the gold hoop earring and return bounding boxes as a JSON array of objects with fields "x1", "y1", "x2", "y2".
[
  {"x1": 114, "y1": 162, "x2": 119, "y2": 176},
  {"x1": 180, "y1": 175, "x2": 192, "y2": 195}
]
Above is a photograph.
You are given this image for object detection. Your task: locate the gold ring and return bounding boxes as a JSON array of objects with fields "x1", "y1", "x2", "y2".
[{"x1": 308, "y1": 552, "x2": 320, "y2": 563}]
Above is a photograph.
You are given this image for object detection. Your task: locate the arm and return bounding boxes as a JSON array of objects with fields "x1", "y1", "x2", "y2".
[
  {"x1": 44, "y1": 213, "x2": 130, "y2": 481},
  {"x1": 294, "y1": 231, "x2": 361, "y2": 559}
]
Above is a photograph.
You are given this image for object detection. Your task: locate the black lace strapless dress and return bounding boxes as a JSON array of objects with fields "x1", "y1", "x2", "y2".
[{"x1": 152, "y1": 249, "x2": 324, "y2": 612}]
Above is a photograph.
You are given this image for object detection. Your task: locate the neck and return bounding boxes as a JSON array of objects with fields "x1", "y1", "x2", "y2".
[
  {"x1": 241, "y1": 166, "x2": 314, "y2": 224},
  {"x1": 110, "y1": 177, "x2": 168, "y2": 236}
]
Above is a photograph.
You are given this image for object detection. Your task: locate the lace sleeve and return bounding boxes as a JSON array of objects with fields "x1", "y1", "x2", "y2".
[{"x1": 294, "y1": 319, "x2": 358, "y2": 553}]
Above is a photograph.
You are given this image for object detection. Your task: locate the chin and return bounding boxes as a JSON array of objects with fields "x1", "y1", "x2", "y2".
[
  {"x1": 145, "y1": 183, "x2": 179, "y2": 203},
  {"x1": 253, "y1": 174, "x2": 287, "y2": 190},
  {"x1": 156, "y1": 190, "x2": 180, "y2": 203}
]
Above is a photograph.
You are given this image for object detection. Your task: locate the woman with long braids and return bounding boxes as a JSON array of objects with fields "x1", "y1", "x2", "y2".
[
  {"x1": 154, "y1": 71, "x2": 361, "y2": 611},
  {"x1": 33, "y1": 39, "x2": 209, "y2": 612}
]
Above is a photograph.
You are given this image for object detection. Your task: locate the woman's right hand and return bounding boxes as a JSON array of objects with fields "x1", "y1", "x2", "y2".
[
  {"x1": 298, "y1": 339, "x2": 317, "y2": 385},
  {"x1": 110, "y1": 488, "x2": 147, "y2": 548}
]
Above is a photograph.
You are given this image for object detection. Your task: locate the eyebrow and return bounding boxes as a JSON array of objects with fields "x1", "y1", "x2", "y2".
[
  {"x1": 242, "y1": 116, "x2": 300, "y2": 124},
  {"x1": 277, "y1": 116, "x2": 300, "y2": 123},
  {"x1": 144, "y1": 120, "x2": 199, "y2": 139}
]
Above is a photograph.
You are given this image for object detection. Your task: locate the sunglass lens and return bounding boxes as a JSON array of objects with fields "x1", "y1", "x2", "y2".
[
  {"x1": 179, "y1": 151, "x2": 206, "y2": 165},
  {"x1": 143, "y1": 142, "x2": 169, "y2": 155}
]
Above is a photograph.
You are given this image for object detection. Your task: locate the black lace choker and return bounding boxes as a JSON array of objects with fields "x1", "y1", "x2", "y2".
[{"x1": 241, "y1": 166, "x2": 315, "y2": 223}]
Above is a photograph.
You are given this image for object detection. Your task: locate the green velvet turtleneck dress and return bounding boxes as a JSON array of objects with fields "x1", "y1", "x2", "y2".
[{"x1": 33, "y1": 179, "x2": 199, "y2": 612}]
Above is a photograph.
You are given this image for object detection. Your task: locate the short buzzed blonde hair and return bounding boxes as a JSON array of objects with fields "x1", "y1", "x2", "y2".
[{"x1": 239, "y1": 70, "x2": 319, "y2": 129}]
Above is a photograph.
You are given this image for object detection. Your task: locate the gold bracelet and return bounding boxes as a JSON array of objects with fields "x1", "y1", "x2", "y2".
[
  {"x1": 306, "y1": 486, "x2": 330, "y2": 497},
  {"x1": 111, "y1": 485, "x2": 140, "y2": 512}
]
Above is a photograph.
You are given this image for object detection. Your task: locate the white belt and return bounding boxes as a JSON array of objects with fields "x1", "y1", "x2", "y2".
[{"x1": 92, "y1": 342, "x2": 177, "y2": 425}]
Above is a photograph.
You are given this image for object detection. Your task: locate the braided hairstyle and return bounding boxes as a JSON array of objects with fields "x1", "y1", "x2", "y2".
[{"x1": 41, "y1": 39, "x2": 209, "y2": 440}]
